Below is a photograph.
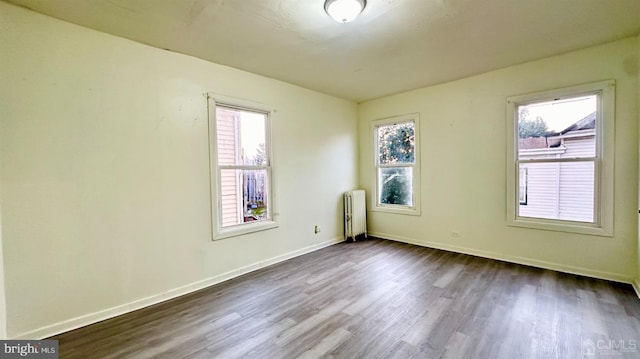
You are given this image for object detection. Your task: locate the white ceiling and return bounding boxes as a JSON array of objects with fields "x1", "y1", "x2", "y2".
[{"x1": 7, "y1": 0, "x2": 640, "y2": 102}]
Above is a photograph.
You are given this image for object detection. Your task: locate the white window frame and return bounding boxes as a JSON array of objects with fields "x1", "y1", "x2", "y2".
[
  {"x1": 506, "y1": 80, "x2": 615, "y2": 236},
  {"x1": 207, "y1": 94, "x2": 278, "y2": 240},
  {"x1": 371, "y1": 114, "x2": 421, "y2": 216}
]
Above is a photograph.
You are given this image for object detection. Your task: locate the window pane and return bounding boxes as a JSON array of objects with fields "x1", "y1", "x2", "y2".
[
  {"x1": 220, "y1": 169, "x2": 269, "y2": 227},
  {"x1": 216, "y1": 107, "x2": 267, "y2": 166},
  {"x1": 379, "y1": 167, "x2": 413, "y2": 206},
  {"x1": 239, "y1": 111, "x2": 267, "y2": 165},
  {"x1": 216, "y1": 107, "x2": 238, "y2": 166},
  {"x1": 517, "y1": 95, "x2": 596, "y2": 160},
  {"x1": 518, "y1": 162, "x2": 594, "y2": 223},
  {"x1": 378, "y1": 122, "x2": 415, "y2": 165}
]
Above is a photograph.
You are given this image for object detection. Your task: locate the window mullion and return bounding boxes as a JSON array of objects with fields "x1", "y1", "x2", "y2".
[
  {"x1": 518, "y1": 157, "x2": 597, "y2": 164},
  {"x1": 379, "y1": 163, "x2": 415, "y2": 169},
  {"x1": 219, "y1": 165, "x2": 269, "y2": 170}
]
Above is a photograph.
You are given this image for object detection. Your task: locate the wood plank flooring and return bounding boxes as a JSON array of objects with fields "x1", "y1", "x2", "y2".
[{"x1": 50, "y1": 238, "x2": 640, "y2": 358}]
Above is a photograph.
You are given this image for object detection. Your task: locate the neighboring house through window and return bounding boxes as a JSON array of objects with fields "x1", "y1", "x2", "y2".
[
  {"x1": 517, "y1": 112, "x2": 596, "y2": 222},
  {"x1": 506, "y1": 80, "x2": 615, "y2": 236},
  {"x1": 372, "y1": 114, "x2": 421, "y2": 215},
  {"x1": 208, "y1": 95, "x2": 277, "y2": 239}
]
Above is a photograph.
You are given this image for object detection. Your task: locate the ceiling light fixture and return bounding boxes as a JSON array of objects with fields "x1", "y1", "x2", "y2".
[{"x1": 324, "y1": 0, "x2": 366, "y2": 23}]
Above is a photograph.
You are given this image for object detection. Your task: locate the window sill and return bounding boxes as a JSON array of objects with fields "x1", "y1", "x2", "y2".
[
  {"x1": 372, "y1": 205, "x2": 421, "y2": 216},
  {"x1": 507, "y1": 217, "x2": 613, "y2": 237},
  {"x1": 213, "y1": 220, "x2": 279, "y2": 240}
]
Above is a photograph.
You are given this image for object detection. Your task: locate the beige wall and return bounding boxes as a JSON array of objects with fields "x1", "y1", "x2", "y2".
[
  {"x1": 0, "y1": 2, "x2": 358, "y2": 338},
  {"x1": 359, "y1": 37, "x2": 639, "y2": 282},
  {"x1": 0, "y1": 55, "x2": 5, "y2": 336},
  {"x1": 637, "y1": 33, "x2": 640, "y2": 289},
  {"x1": 0, "y1": 191, "x2": 5, "y2": 339}
]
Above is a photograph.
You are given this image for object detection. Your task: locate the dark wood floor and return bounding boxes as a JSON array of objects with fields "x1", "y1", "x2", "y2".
[{"x1": 51, "y1": 238, "x2": 640, "y2": 358}]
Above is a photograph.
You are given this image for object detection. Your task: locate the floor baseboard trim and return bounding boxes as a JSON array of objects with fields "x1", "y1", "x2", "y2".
[
  {"x1": 13, "y1": 237, "x2": 344, "y2": 340},
  {"x1": 370, "y1": 231, "x2": 634, "y2": 285},
  {"x1": 633, "y1": 279, "x2": 640, "y2": 299}
]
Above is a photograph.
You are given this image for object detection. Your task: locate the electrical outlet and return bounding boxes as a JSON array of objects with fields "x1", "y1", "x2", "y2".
[
  {"x1": 450, "y1": 231, "x2": 461, "y2": 238},
  {"x1": 314, "y1": 225, "x2": 321, "y2": 234}
]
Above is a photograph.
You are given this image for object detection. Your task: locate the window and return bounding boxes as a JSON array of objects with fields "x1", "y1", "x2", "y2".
[
  {"x1": 372, "y1": 114, "x2": 420, "y2": 215},
  {"x1": 208, "y1": 95, "x2": 277, "y2": 239},
  {"x1": 506, "y1": 80, "x2": 614, "y2": 236}
]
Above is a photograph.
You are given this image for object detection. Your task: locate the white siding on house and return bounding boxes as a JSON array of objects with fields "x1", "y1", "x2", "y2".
[
  {"x1": 216, "y1": 109, "x2": 238, "y2": 166},
  {"x1": 217, "y1": 109, "x2": 241, "y2": 227},
  {"x1": 562, "y1": 137, "x2": 596, "y2": 158},
  {"x1": 518, "y1": 135, "x2": 595, "y2": 222},
  {"x1": 220, "y1": 170, "x2": 240, "y2": 227},
  {"x1": 558, "y1": 161, "x2": 594, "y2": 222},
  {"x1": 519, "y1": 162, "x2": 560, "y2": 220}
]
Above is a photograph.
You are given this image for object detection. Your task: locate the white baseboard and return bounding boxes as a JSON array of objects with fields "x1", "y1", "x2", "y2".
[
  {"x1": 370, "y1": 231, "x2": 634, "y2": 285},
  {"x1": 632, "y1": 279, "x2": 640, "y2": 299},
  {"x1": 14, "y1": 237, "x2": 344, "y2": 340}
]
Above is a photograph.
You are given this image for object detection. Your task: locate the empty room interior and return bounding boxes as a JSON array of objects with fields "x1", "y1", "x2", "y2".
[{"x1": 1, "y1": 0, "x2": 640, "y2": 357}]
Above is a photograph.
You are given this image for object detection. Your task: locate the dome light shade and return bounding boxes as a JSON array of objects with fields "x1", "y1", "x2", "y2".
[{"x1": 324, "y1": 0, "x2": 366, "y2": 23}]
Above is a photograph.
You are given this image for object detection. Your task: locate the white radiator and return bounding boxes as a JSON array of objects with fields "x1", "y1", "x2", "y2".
[{"x1": 344, "y1": 190, "x2": 367, "y2": 241}]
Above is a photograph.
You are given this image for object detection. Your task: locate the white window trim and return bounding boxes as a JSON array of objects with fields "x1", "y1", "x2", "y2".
[
  {"x1": 207, "y1": 93, "x2": 278, "y2": 240},
  {"x1": 371, "y1": 114, "x2": 421, "y2": 216},
  {"x1": 505, "y1": 80, "x2": 615, "y2": 237}
]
